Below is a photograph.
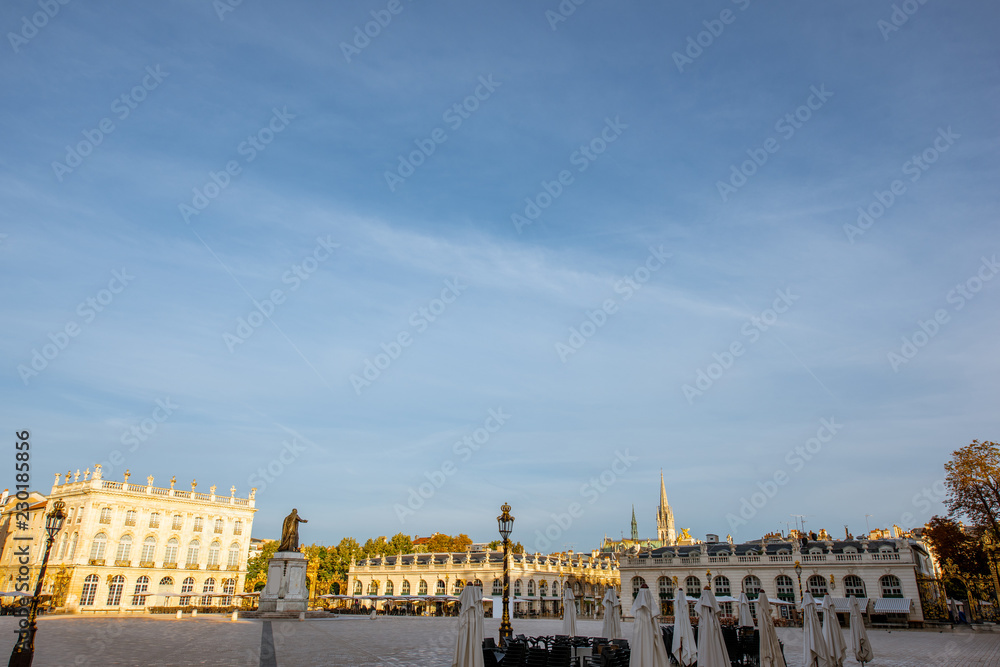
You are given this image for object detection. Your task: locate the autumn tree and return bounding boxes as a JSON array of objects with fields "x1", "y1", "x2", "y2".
[
  {"x1": 245, "y1": 540, "x2": 279, "y2": 591},
  {"x1": 387, "y1": 532, "x2": 415, "y2": 554},
  {"x1": 452, "y1": 533, "x2": 473, "y2": 552},
  {"x1": 944, "y1": 440, "x2": 1000, "y2": 543}
]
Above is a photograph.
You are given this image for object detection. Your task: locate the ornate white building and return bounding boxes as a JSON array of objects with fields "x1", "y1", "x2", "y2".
[
  {"x1": 348, "y1": 550, "x2": 620, "y2": 616},
  {"x1": 618, "y1": 533, "x2": 941, "y2": 626},
  {"x1": 0, "y1": 465, "x2": 257, "y2": 612}
]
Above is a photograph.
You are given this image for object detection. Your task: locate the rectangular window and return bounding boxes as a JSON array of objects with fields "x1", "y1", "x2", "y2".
[
  {"x1": 193, "y1": 517, "x2": 203, "y2": 532},
  {"x1": 99, "y1": 508, "x2": 112, "y2": 524},
  {"x1": 234, "y1": 521, "x2": 243, "y2": 535},
  {"x1": 149, "y1": 513, "x2": 160, "y2": 528},
  {"x1": 172, "y1": 515, "x2": 183, "y2": 530},
  {"x1": 125, "y1": 510, "x2": 136, "y2": 526},
  {"x1": 214, "y1": 519, "x2": 224, "y2": 534}
]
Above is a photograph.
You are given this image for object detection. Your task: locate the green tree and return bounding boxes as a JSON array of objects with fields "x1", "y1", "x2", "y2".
[
  {"x1": 924, "y1": 516, "x2": 990, "y2": 576},
  {"x1": 387, "y1": 532, "x2": 415, "y2": 554}
]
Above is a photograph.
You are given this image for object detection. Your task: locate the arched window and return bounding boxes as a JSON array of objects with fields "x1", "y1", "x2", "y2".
[
  {"x1": 436, "y1": 580, "x2": 446, "y2": 595},
  {"x1": 743, "y1": 575, "x2": 762, "y2": 599},
  {"x1": 385, "y1": 581, "x2": 394, "y2": 596},
  {"x1": 844, "y1": 575, "x2": 866, "y2": 597},
  {"x1": 214, "y1": 518, "x2": 224, "y2": 533},
  {"x1": 220, "y1": 578, "x2": 236, "y2": 606},
  {"x1": 115, "y1": 535, "x2": 132, "y2": 563},
  {"x1": 180, "y1": 577, "x2": 195, "y2": 605},
  {"x1": 186, "y1": 540, "x2": 200, "y2": 566},
  {"x1": 202, "y1": 578, "x2": 215, "y2": 606},
  {"x1": 368, "y1": 581, "x2": 379, "y2": 595},
  {"x1": 714, "y1": 575, "x2": 731, "y2": 597},
  {"x1": 658, "y1": 576, "x2": 674, "y2": 601},
  {"x1": 807, "y1": 575, "x2": 828, "y2": 597},
  {"x1": 141, "y1": 536, "x2": 156, "y2": 563},
  {"x1": 775, "y1": 575, "x2": 795, "y2": 602},
  {"x1": 208, "y1": 541, "x2": 221, "y2": 567},
  {"x1": 81, "y1": 575, "x2": 99, "y2": 606},
  {"x1": 513, "y1": 580, "x2": 522, "y2": 597},
  {"x1": 527, "y1": 580, "x2": 535, "y2": 596},
  {"x1": 492, "y1": 579, "x2": 501, "y2": 596},
  {"x1": 57, "y1": 533, "x2": 69, "y2": 560},
  {"x1": 164, "y1": 538, "x2": 179, "y2": 565},
  {"x1": 90, "y1": 533, "x2": 108, "y2": 562},
  {"x1": 353, "y1": 580, "x2": 363, "y2": 595},
  {"x1": 158, "y1": 576, "x2": 174, "y2": 588},
  {"x1": 880, "y1": 575, "x2": 902, "y2": 598},
  {"x1": 227, "y1": 542, "x2": 240, "y2": 568},
  {"x1": 685, "y1": 576, "x2": 701, "y2": 598},
  {"x1": 68, "y1": 532, "x2": 79, "y2": 559},
  {"x1": 632, "y1": 576, "x2": 646, "y2": 600},
  {"x1": 418, "y1": 580, "x2": 428, "y2": 595},
  {"x1": 107, "y1": 575, "x2": 125, "y2": 606},
  {"x1": 131, "y1": 576, "x2": 149, "y2": 606},
  {"x1": 454, "y1": 580, "x2": 465, "y2": 595},
  {"x1": 539, "y1": 580, "x2": 549, "y2": 597},
  {"x1": 401, "y1": 580, "x2": 410, "y2": 595}
]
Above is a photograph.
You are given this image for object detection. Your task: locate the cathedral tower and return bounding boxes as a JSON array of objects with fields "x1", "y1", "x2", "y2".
[{"x1": 655, "y1": 470, "x2": 676, "y2": 544}]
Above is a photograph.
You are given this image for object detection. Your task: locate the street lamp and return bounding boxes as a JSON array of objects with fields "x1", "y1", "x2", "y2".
[
  {"x1": 793, "y1": 561, "x2": 803, "y2": 599},
  {"x1": 497, "y1": 502, "x2": 514, "y2": 645},
  {"x1": 9, "y1": 499, "x2": 66, "y2": 667}
]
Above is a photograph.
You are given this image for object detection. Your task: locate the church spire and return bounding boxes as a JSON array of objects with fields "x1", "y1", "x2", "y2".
[
  {"x1": 630, "y1": 505, "x2": 638, "y2": 541},
  {"x1": 660, "y1": 469, "x2": 668, "y2": 509}
]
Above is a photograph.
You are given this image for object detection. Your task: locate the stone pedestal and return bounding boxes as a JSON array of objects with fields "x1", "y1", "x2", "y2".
[{"x1": 258, "y1": 551, "x2": 308, "y2": 612}]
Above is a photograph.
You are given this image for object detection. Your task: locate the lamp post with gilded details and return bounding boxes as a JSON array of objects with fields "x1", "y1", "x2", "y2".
[{"x1": 497, "y1": 502, "x2": 514, "y2": 644}]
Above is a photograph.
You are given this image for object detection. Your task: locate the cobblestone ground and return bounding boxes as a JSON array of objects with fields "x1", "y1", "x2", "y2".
[{"x1": 1, "y1": 615, "x2": 997, "y2": 666}]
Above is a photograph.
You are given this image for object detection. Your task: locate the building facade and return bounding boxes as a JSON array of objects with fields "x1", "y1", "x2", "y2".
[
  {"x1": 618, "y1": 534, "x2": 940, "y2": 625},
  {"x1": 0, "y1": 465, "x2": 257, "y2": 612},
  {"x1": 348, "y1": 550, "x2": 620, "y2": 616}
]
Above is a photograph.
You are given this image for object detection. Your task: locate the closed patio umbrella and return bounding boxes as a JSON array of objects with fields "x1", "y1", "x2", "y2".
[
  {"x1": 801, "y1": 593, "x2": 831, "y2": 667},
  {"x1": 452, "y1": 584, "x2": 484, "y2": 667},
  {"x1": 696, "y1": 588, "x2": 731, "y2": 667},
  {"x1": 821, "y1": 594, "x2": 846, "y2": 667},
  {"x1": 601, "y1": 588, "x2": 623, "y2": 639},
  {"x1": 756, "y1": 591, "x2": 786, "y2": 667},
  {"x1": 737, "y1": 592, "x2": 754, "y2": 628},
  {"x1": 561, "y1": 585, "x2": 577, "y2": 636},
  {"x1": 848, "y1": 596, "x2": 873, "y2": 665},
  {"x1": 672, "y1": 588, "x2": 697, "y2": 667},
  {"x1": 631, "y1": 585, "x2": 670, "y2": 667}
]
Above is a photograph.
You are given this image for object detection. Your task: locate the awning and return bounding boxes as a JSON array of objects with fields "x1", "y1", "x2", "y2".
[
  {"x1": 831, "y1": 597, "x2": 868, "y2": 612},
  {"x1": 872, "y1": 598, "x2": 911, "y2": 613}
]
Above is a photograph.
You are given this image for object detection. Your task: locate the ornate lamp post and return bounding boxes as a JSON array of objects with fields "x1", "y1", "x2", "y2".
[
  {"x1": 9, "y1": 499, "x2": 66, "y2": 667},
  {"x1": 793, "y1": 561, "x2": 803, "y2": 599},
  {"x1": 497, "y1": 502, "x2": 514, "y2": 644}
]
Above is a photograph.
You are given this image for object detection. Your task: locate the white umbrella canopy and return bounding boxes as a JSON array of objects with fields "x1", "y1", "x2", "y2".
[
  {"x1": 601, "y1": 588, "x2": 623, "y2": 640},
  {"x1": 561, "y1": 586, "x2": 577, "y2": 637},
  {"x1": 737, "y1": 592, "x2": 754, "y2": 628},
  {"x1": 696, "y1": 588, "x2": 731, "y2": 667},
  {"x1": 631, "y1": 586, "x2": 671, "y2": 667},
  {"x1": 801, "y1": 593, "x2": 832, "y2": 667},
  {"x1": 672, "y1": 588, "x2": 697, "y2": 667},
  {"x1": 848, "y1": 596, "x2": 874, "y2": 665},
  {"x1": 756, "y1": 591, "x2": 786, "y2": 667},
  {"x1": 452, "y1": 585, "x2": 484, "y2": 667},
  {"x1": 821, "y1": 595, "x2": 847, "y2": 667}
]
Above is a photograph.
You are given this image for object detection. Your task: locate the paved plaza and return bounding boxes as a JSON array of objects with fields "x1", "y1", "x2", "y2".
[{"x1": 2, "y1": 615, "x2": 998, "y2": 666}]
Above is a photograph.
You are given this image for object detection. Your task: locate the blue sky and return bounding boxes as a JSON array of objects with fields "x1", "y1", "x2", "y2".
[{"x1": 2, "y1": 0, "x2": 998, "y2": 551}]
